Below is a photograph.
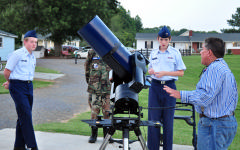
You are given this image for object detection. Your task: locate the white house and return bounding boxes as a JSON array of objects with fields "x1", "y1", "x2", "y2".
[
  {"x1": 135, "y1": 31, "x2": 240, "y2": 54},
  {"x1": 37, "y1": 34, "x2": 81, "y2": 49},
  {"x1": 0, "y1": 30, "x2": 18, "y2": 61},
  {"x1": 22, "y1": 33, "x2": 81, "y2": 58}
]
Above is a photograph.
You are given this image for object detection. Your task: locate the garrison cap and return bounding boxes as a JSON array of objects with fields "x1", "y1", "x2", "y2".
[
  {"x1": 158, "y1": 26, "x2": 171, "y2": 38},
  {"x1": 24, "y1": 30, "x2": 37, "y2": 38}
]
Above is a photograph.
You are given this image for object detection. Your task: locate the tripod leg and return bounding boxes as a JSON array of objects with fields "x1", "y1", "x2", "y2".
[
  {"x1": 99, "y1": 126, "x2": 115, "y2": 150},
  {"x1": 123, "y1": 128, "x2": 129, "y2": 150},
  {"x1": 134, "y1": 127, "x2": 148, "y2": 150}
]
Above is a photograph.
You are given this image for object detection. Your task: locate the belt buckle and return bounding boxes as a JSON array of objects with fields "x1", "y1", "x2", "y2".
[
  {"x1": 27, "y1": 81, "x2": 31, "y2": 83},
  {"x1": 161, "y1": 81, "x2": 165, "y2": 84}
]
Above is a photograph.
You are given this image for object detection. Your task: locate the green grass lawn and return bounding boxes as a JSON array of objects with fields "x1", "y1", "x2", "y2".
[
  {"x1": 35, "y1": 66, "x2": 60, "y2": 74},
  {"x1": 0, "y1": 66, "x2": 57, "y2": 94},
  {"x1": 34, "y1": 55, "x2": 240, "y2": 149}
]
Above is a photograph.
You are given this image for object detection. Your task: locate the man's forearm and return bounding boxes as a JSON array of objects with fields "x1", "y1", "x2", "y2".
[
  {"x1": 3, "y1": 68, "x2": 11, "y2": 82},
  {"x1": 165, "y1": 70, "x2": 184, "y2": 77}
]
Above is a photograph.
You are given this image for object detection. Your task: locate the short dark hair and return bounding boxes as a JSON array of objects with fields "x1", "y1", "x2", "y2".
[{"x1": 205, "y1": 37, "x2": 225, "y2": 58}]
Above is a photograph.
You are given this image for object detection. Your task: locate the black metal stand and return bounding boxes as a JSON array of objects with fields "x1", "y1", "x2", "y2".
[
  {"x1": 99, "y1": 119, "x2": 149, "y2": 150},
  {"x1": 82, "y1": 108, "x2": 162, "y2": 150}
]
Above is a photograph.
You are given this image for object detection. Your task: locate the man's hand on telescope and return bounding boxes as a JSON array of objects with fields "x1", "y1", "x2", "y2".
[{"x1": 163, "y1": 85, "x2": 181, "y2": 99}]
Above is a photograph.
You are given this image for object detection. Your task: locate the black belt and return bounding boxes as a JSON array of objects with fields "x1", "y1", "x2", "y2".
[
  {"x1": 199, "y1": 112, "x2": 234, "y2": 119},
  {"x1": 152, "y1": 79, "x2": 175, "y2": 85},
  {"x1": 10, "y1": 79, "x2": 32, "y2": 83}
]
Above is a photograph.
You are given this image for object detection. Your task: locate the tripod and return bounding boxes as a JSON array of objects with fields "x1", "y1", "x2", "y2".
[
  {"x1": 99, "y1": 117, "x2": 147, "y2": 150},
  {"x1": 82, "y1": 107, "x2": 162, "y2": 150}
]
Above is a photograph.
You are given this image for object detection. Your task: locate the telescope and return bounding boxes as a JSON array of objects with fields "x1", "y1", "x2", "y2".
[{"x1": 78, "y1": 15, "x2": 161, "y2": 150}]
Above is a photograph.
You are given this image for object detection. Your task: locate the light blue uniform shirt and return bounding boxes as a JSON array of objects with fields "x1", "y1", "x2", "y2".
[
  {"x1": 6, "y1": 47, "x2": 36, "y2": 81},
  {"x1": 149, "y1": 46, "x2": 186, "y2": 81},
  {"x1": 180, "y1": 58, "x2": 238, "y2": 118}
]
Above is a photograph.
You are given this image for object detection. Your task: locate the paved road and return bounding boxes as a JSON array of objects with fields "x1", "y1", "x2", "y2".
[{"x1": 0, "y1": 58, "x2": 89, "y2": 129}]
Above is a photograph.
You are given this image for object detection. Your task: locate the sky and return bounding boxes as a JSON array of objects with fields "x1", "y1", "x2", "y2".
[{"x1": 117, "y1": 0, "x2": 240, "y2": 32}]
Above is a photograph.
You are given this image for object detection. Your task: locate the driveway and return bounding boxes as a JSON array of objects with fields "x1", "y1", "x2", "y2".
[{"x1": 0, "y1": 58, "x2": 89, "y2": 129}]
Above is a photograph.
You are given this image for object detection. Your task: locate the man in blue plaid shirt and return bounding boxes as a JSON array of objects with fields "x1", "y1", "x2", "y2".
[{"x1": 164, "y1": 37, "x2": 238, "y2": 150}]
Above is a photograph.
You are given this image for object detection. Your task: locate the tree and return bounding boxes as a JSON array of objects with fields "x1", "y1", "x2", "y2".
[
  {"x1": 0, "y1": 0, "x2": 119, "y2": 56},
  {"x1": 110, "y1": 6, "x2": 138, "y2": 47},
  {"x1": 221, "y1": 28, "x2": 240, "y2": 33},
  {"x1": 221, "y1": 7, "x2": 240, "y2": 33},
  {"x1": 227, "y1": 7, "x2": 240, "y2": 29},
  {"x1": 134, "y1": 15, "x2": 142, "y2": 32}
]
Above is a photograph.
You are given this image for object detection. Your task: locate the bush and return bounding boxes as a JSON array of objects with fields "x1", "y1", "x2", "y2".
[{"x1": 227, "y1": 49, "x2": 232, "y2": 55}]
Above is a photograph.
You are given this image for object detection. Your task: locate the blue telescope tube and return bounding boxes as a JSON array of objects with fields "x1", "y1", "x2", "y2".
[{"x1": 77, "y1": 15, "x2": 132, "y2": 79}]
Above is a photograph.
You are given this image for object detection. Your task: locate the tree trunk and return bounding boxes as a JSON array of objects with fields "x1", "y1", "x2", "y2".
[{"x1": 54, "y1": 42, "x2": 62, "y2": 57}]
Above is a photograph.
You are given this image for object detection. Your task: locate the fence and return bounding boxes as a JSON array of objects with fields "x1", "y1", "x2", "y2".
[
  {"x1": 136, "y1": 49, "x2": 191, "y2": 58},
  {"x1": 179, "y1": 49, "x2": 191, "y2": 56}
]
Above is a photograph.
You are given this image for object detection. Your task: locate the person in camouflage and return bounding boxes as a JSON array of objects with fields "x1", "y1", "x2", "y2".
[{"x1": 84, "y1": 49, "x2": 113, "y2": 143}]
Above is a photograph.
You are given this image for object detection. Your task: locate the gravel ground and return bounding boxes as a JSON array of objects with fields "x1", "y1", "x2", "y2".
[{"x1": 0, "y1": 58, "x2": 89, "y2": 129}]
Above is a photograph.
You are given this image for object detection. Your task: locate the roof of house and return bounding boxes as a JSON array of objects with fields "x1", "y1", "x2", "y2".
[
  {"x1": 136, "y1": 32, "x2": 240, "y2": 42},
  {"x1": 36, "y1": 33, "x2": 52, "y2": 40},
  {"x1": 191, "y1": 33, "x2": 240, "y2": 42},
  {"x1": 0, "y1": 30, "x2": 18, "y2": 38},
  {"x1": 135, "y1": 33, "x2": 157, "y2": 40}
]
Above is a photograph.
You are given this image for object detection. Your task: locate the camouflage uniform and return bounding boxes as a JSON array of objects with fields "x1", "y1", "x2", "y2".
[{"x1": 85, "y1": 49, "x2": 111, "y2": 119}]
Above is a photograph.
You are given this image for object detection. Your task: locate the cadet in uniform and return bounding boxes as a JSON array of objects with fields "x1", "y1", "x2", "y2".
[
  {"x1": 84, "y1": 49, "x2": 113, "y2": 143},
  {"x1": 3, "y1": 30, "x2": 38, "y2": 150},
  {"x1": 147, "y1": 26, "x2": 186, "y2": 150}
]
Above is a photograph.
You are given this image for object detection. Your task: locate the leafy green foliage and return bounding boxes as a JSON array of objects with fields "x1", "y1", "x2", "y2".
[
  {"x1": 141, "y1": 27, "x2": 218, "y2": 35},
  {"x1": 221, "y1": 7, "x2": 240, "y2": 33},
  {"x1": 0, "y1": 0, "x2": 119, "y2": 55},
  {"x1": 227, "y1": 7, "x2": 240, "y2": 29},
  {"x1": 110, "y1": 6, "x2": 141, "y2": 47}
]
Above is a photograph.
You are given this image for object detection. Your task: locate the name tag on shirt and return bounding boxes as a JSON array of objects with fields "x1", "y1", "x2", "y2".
[
  {"x1": 21, "y1": 59, "x2": 27, "y2": 62},
  {"x1": 168, "y1": 57, "x2": 173, "y2": 59},
  {"x1": 152, "y1": 57, "x2": 157, "y2": 60}
]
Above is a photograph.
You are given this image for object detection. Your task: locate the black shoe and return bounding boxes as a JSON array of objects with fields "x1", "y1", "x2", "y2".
[
  {"x1": 88, "y1": 127, "x2": 98, "y2": 143},
  {"x1": 25, "y1": 148, "x2": 38, "y2": 150},
  {"x1": 13, "y1": 148, "x2": 26, "y2": 150},
  {"x1": 103, "y1": 127, "x2": 114, "y2": 143}
]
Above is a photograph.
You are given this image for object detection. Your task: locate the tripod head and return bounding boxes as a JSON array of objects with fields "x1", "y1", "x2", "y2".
[{"x1": 78, "y1": 15, "x2": 149, "y2": 115}]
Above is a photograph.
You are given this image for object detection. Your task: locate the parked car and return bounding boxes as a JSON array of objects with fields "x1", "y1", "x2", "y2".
[
  {"x1": 74, "y1": 46, "x2": 92, "y2": 59},
  {"x1": 74, "y1": 49, "x2": 89, "y2": 59},
  {"x1": 47, "y1": 47, "x2": 54, "y2": 54}
]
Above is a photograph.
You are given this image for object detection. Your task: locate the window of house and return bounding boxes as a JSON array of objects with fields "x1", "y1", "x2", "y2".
[
  {"x1": 67, "y1": 42, "x2": 76, "y2": 46},
  {"x1": 173, "y1": 43, "x2": 175, "y2": 48},
  {"x1": 0, "y1": 37, "x2": 2, "y2": 48},
  {"x1": 145, "y1": 41, "x2": 153, "y2": 49},
  {"x1": 197, "y1": 42, "x2": 202, "y2": 49},
  {"x1": 233, "y1": 42, "x2": 240, "y2": 47}
]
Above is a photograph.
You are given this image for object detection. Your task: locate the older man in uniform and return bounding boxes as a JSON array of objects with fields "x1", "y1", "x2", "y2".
[
  {"x1": 3, "y1": 30, "x2": 38, "y2": 150},
  {"x1": 147, "y1": 26, "x2": 186, "y2": 150},
  {"x1": 85, "y1": 49, "x2": 113, "y2": 143}
]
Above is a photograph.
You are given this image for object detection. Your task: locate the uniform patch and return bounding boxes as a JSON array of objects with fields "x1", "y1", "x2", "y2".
[
  {"x1": 168, "y1": 57, "x2": 173, "y2": 59},
  {"x1": 93, "y1": 63, "x2": 98, "y2": 69}
]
